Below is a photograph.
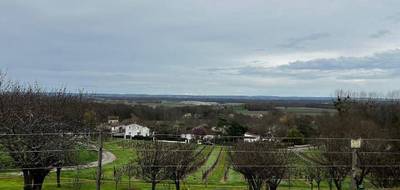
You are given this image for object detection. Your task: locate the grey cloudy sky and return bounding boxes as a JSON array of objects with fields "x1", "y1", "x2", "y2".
[{"x1": 1, "y1": 0, "x2": 400, "y2": 96}]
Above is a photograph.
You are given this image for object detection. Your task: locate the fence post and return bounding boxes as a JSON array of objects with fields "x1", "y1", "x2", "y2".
[
  {"x1": 350, "y1": 138, "x2": 361, "y2": 190},
  {"x1": 96, "y1": 130, "x2": 104, "y2": 190}
]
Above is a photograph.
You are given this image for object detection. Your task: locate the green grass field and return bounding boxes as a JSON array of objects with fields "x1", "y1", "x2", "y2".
[
  {"x1": 233, "y1": 105, "x2": 337, "y2": 116},
  {"x1": 275, "y1": 106, "x2": 337, "y2": 116}
]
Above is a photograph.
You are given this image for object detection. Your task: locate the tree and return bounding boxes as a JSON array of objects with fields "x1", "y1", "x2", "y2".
[
  {"x1": 317, "y1": 135, "x2": 351, "y2": 190},
  {"x1": 0, "y1": 74, "x2": 88, "y2": 190},
  {"x1": 229, "y1": 141, "x2": 288, "y2": 190},
  {"x1": 217, "y1": 117, "x2": 247, "y2": 140},
  {"x1": 226, "y1": 121, "x2": 247, "y2": 137},
  {"x1": 192, "y1": 126, "x2": 207, "y2": 137},
  {"x1": 299, "y1": 152, "x2": 327, "y2": 190},
  {"x1": 287, "y1": 128, "x2": 305, "y2": 145},
  {"x1": 113, "y1": 166, "x2": 123, "y2": 190},
  {"x1": 306, "y1": 167, "x2": 324, "y2": 190},
  {"x1": 123, "y1": 161, "x2": 137, "y2": 190},
  {"x1": 333, "y1": 91, "x2": 400, "y2": 188},
  {"x1": 135, "y1": 141, "x2": 171, "y2": 190},
  {"x1": 164, "y1": 143, "x2": 204, "y2": 190},
  {"x1": 368, "y1": 140, "x2": 400, "y2": 188}
]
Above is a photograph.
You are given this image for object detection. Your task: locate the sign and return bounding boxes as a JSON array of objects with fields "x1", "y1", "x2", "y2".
[{"x1": 351, "y1": 138, "x2": 362, "y2": 149}]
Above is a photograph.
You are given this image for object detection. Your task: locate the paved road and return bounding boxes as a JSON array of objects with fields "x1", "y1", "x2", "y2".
[
  {"x1": 5, "y1": 150, "x2": 116, "y2": 176},
  {"x1": 64, "y1": 150, "x2": 116, "y2": 170},
  {"x1": 288, "y1": 145, "x2": 316, "y2": 164}
]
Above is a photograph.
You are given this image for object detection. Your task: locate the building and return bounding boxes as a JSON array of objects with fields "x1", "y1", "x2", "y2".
[
  {"x1": 111, "y1": 125, "x2": 125, "y2": 137},
  {"x1": 111, "y1": 124, "x2": 150, "y2": 139},
  {"x1": 124, "y1": 124, "x2": 150, "y2": 139},
  {"x1": 108, "y1": 116, "x2": 119, "y2": 125},
  {"x1": 180, "y1": 133, "x2": 194, "y2": 143},
  {"x1": 244, "y1": 132, "x2": 261, "y2": 142},
  {"x1": 182, "y1": 113, "x2": 192, "y2": 119}
]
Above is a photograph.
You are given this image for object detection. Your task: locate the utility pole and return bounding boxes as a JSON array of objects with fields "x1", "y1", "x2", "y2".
[
  {"x1": 96, "y1": 130, "x2": 104, "y2": 190},
  {"x1": 350, "y1": 138, "x2": 362, "y2": 190}
]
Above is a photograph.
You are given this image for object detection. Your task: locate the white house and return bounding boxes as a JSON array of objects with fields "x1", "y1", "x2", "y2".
[
  {"x1": 124, "y1": 124, "x2": 150, "y2": 139},
  {"x1": 111, "y1": 125, "x2": 126, "y2": 137},
  {"x1": 111, "y1": 124, "x2": 150, "y2": 139},
  {"x1": 107, "y1": 116, "x2": 119, "y2": 124},
  {"x1": 244, "y1": 132, "x2": 261, "y2": 143},
  {"x1": 180, "y1": 134, "x2": 194, "y2": 143}
]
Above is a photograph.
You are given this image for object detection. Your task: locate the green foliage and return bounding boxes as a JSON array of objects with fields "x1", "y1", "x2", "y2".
[
  {"x1": 77, "y1": 149, "x2": 98, "y2": 165},
  {"x1": 287, "y1": 128, "x2": 305, "y2": 145},
  {"x1": 226, "y1": 121, "x2": 247, "y2": 137},
  {"x1": 217, "y1": 118, "x2": 247, "y2": 137},
  {"x1": 0, "y1": 146, "x2": 14, "y2": 169},
  {"x1": 83, "y1": 111, "x2": 97, "y2": 130}
]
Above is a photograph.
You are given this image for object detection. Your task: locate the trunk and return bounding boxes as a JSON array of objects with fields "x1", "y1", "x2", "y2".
[
  {"x1": 268, "y1": 184, "x2": 278, "y2": 190},
  {"x1": 333, "y1": 179, "x2": 342, "y2": 190},
  {"x1": 23, "y1": 170, "x2": 33, "y2": 190},
  {"x1": 175, "y1": 180, "x2": 180, "y2": 190},
  {"x1": 32, "y1": 169, "x2": 49, "y2": 190},
  {"x1": 151, "y1": 181, "x2": 157, "y2": 190},
  {"x1": 356, "y1": 168, "x2": 368, "y2": 188},
  {"x1": 248, "y1": 179, "x2": 262, "y2": 190},
  {"x1": 56, "y1": 167, "x2": 62, "y2": 188},
  {"x1": 174, "y1": 175, "x2": 181, "y2": 190},
  {"x1": 356, "y1": 173, "x2": 365, "y2": 188},
  {"x1": 23, "y1": 169, "x2": 49, "y2": 190},
  {"x1": 328, "y1": 179, "x2": 333, "y2": 190},
  {"x1": 128, "y1": 175, "x2": 131, "y2": 190},
  {"x1": 317, "y1": 181, "x2": 321, "y2": 190},
  {"x1": 310, "y1": 182, "x2": 314, "y2": 190}
]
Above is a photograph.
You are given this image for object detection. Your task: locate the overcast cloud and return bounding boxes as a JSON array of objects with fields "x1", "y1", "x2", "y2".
[{"x1": 1, "y1": 0, "x2": 400, "y2": 96}]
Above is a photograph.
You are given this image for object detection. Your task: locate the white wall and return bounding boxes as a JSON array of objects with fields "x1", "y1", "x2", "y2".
[{"x1": 124, "y1": 124, "x2": 150, "y2": 138}]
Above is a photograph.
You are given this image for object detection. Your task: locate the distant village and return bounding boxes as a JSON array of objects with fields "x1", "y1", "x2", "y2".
[{"x1": 107, "y1": 115, "x2": 276, "y2": 144}]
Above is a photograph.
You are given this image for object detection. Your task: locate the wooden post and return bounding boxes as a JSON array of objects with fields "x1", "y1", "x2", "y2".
[
  {"x1": 351, "y1": 149, "x2": 358, "y2": 190},
  {"x1": 96, "y1": 131, "x2": 104, "y2": 190},
  {"x1": 351, "y1": 138, "x2": 361, "y2": 190}
]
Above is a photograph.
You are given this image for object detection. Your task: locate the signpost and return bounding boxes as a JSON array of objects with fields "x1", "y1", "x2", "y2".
[{"x1": 351, "y1": 138, "x2": 362, "y2": 190}]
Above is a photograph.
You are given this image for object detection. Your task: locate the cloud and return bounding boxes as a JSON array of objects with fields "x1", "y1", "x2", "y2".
[
  {"x1": 369, "y1": 30, "x2": 390, "y2": 39},
  {"x1": 208, "y1": 49, "x2": 400, "y2": 81},
  {"x1": 281, "y1": 49, "x2": 400, "y2": 71},
  {"x1": 278, "y1": 33, "x2": 330, "y2": 49},
  {"x1": 2, "y1": 0, "x2": 400, "y2": 96},
  {"x1": 385, "y1": 12, "x2": 400, "y2": 23}
]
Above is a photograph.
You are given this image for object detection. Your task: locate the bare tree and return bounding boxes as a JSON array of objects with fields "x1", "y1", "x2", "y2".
[
  {"x1": 0, "y1": 74, "x2": 88, "y2": 190},
  {"x1": 134, "y1": 141, "x2": 171, "y2": 190},
  {"x1": 113, "y1": 166, "x2": 123, "y2": 190},
  {"x1": 368, "y1": 140, "x2": 400, "y2": 188},
  {"x1": 123, "y1": 161, "x2": 137, "y2": 190},
  {"x1": 319, "y1": 139, "x2": 351, "y2": 190},
  {"x1": 229, "y1": 141, "x2": 288, "y2": 190},
  {"x1": 164, "y1": 143, "x2": 205, "y2": 190},
  {"x1": 303, "y1": 164, "x2": 324, "y2": 190}
]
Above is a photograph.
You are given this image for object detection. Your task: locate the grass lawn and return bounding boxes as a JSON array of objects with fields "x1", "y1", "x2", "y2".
[
  {"x1": 76, "y1": 146, "x2": 98, "y2": 164},
  {"x1": 186, "y1": 146, "x2": 218, "y2": 183},
  {"x1": 206, "y1": 147, "x2": 226, "y2": 183}
]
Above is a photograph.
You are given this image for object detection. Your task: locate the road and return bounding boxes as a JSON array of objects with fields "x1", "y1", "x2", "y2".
[
  {"x1": 5, "y1": 150, "x2": 116, "y2": 176},
  {"x1": 64, "y1": 150, "x2": 116, "y2": 170},
  {"x1": 288, "y1": 144, "x2": 316, "y2": 164}
]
